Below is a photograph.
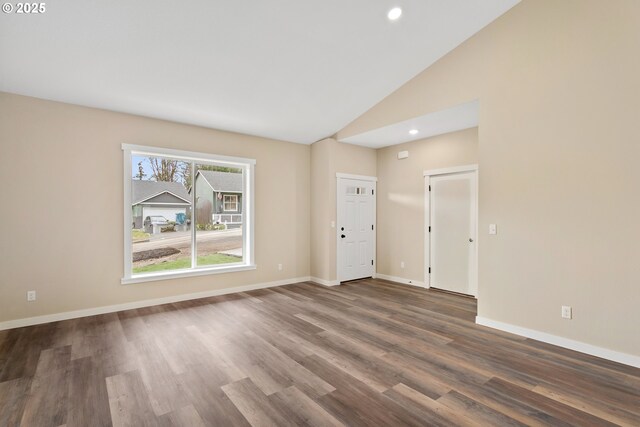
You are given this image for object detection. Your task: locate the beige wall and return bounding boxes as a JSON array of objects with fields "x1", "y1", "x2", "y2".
[
  {"x1": 310, "y1": 139, "x2": 334, "y2": 280},
  {"x1": 3, "y1": 0, "x2": 638, "y2": 359},
  {"x1": 376, "y1": 128, "x2": 478, "y2": 283},
  {"x1": 0, "y1": 92, "x2": 310, "y2": 323},
  {"x1": 340, "y1": 0, "x2": 640, "y2": 357},
  {"x1": 310, "y1": 138, "x2": 376, "y2": 282}
]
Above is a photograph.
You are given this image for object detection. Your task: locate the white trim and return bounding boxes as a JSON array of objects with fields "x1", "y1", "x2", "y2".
[
  {"x1": 138, "y1": 202, "x2": 191, "y2": 206},
  {"x1": 122, "y1": 264, "x2": 257, "y2": 285},
  {"x1": 375, "y1": 273, "x2": 426, "y2": 288},
  {"x1": 336, "y1": 177, "x2": 377, "y2": 283},
  {"x1": 476, "y1": 316, "x2": 640, "y2": 369},
  {"x1": 423, "y1": 164, "x2": 478, "y2": 177},
  {"x1": 309, "y1": 277, "x2": 340, "y2": 287},
  {"x1": 246, "y1": 162, "x2": 255, "y2": 265},
  {"x1": 122, "y1": 143, "x2": 256, "y2": 166},
  {"x1": 223, "y1": 194, "x2": 239, "y2": 212},
  {"x1": 335, "y1": 173, "x2": 378, "y2": 182},
  {"x1": 123, "y1": 150, "x2": 133, "y2": 275},
  {"x1": 190, "y1": 161, "x2": 197, "y2": 269},
  {"x1": 123, "y1": 145, "x2": 256, "y2": 283},
  {"x1": 424, "y1": 164, "x2": 479, "y2": 296},
  {"x1": 134, "y1": 190, "x2": 192, "y2": 205},
  {"x1": 424, "y1": 179, "x2": 429, "y2": 289},
  {"x1": 0, "y1": 276, "x2": 311, "y2": 331}
]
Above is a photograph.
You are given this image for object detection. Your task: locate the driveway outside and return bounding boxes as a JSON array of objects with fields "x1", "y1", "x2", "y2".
[{"x1": 133, "y1": 228, "x2": 242, "y2": 268}]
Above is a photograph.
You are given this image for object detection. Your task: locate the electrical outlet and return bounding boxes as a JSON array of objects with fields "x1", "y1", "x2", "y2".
[
  {"x1": 489, "y1": 224, "x2": 497, "y2": 235},
  {"x1": 27, "y1": 290, "x2": 36, "y2": 302},
  {"x1": 561, "y1": 305, "x2": 572, "y2": 319},
  {"x1": 400, "y1": 261, "x2": 405, "y2": 269},
  {"x1": 278, "y1": 263, "x2": 283, "y2": 271}
]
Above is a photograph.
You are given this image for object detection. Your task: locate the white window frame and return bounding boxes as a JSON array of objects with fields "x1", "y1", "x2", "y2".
[
  {"x1": 223, "y1": 194, "x2": 238, "y2": 212},
  {"x1": 122, "y1": 144, "x2": 256, "y2": 285}
]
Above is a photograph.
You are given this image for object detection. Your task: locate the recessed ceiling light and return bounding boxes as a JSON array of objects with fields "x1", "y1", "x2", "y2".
[
  {"x1": 388, "y1": 7, "x2": 402, "y2": 21},
  {"x1": 409, "y1": 129, "x2": 419, "y2": 135}
]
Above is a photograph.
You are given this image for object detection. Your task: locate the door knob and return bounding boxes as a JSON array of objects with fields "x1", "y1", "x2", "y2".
[
  {"x1": 469, "y1": 238, "x2": 474, "y2": 242},
  {"x1": 341, "y1": 234, "x2": 346, "y2": 239}
]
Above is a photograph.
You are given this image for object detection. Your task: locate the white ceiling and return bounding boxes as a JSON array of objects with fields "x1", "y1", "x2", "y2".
[
  {"x1": 340, "y1": 100, "x2": 479, "y2": 148},
  {"x1": 0, "y1": 0, "x2": 518, "y2": 144}
]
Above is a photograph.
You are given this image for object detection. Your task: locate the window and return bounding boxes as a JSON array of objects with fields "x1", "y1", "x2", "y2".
[
  {"x1": 346, "y1": 186, "x2": 367, "y2": 195},
  {"x1": 223, "y1": 194, "x2": 238, "y2": 211},
  {"x1": 122, "y1": 144, "x2": 255, "y2": 284}
]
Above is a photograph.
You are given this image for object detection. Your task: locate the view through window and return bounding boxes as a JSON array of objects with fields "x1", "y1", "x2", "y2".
[{"x1": 124, "y1": 146, "x2": 254, "y2": 281}]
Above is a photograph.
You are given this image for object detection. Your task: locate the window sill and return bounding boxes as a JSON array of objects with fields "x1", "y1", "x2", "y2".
[{"x1": 121, "y1": 264, "x2": 257, "y2": 285}]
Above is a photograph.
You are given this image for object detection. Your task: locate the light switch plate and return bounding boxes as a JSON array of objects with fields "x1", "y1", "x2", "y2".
[{"x1": 489, "y1": 224, "x2": 497, "y2": 235}]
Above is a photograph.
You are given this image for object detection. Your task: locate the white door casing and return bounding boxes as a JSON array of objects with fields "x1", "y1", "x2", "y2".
[
  {"x1": 337, "y1": 174, "x2": 376, "y2": 282},
  {"x1": 424, "y1": 165, "x2": 478, "y2": 296}
]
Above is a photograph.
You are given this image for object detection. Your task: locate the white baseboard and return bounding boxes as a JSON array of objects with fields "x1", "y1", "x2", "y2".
[
  {"x1": 375, "y1": 273, "x2": 426, "y2": 288},
  {"x1": 0, "y1": 276, "x2": 311, "y2": 331},
  {"x1": 476, "y1": 316, "x2": 640, "y2": 369},
  {"x1": 309, "y1": 277, "x2": 340, "y2": 287}
]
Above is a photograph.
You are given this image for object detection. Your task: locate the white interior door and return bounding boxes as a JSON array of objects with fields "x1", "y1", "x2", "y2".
[
  {"x1": 429, "y1": 171, "x2": 477, "y2": 296},
  {"x1": 337, "y1": 178, "x2": 375, "y2": 282}
]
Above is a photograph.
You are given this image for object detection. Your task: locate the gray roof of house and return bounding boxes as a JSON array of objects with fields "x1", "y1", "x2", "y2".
[
  {"x1": 132, "y1": 180, "x2": 191, "y2": 205},
  {"x1": 198, "y1": 170, "x2": 243, "y2": 192}
]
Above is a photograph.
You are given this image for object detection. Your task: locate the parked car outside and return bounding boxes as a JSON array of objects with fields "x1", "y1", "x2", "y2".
[
  {"x1": 144, "y1": 216, "x2": 169, "y2": 227},
  {"x1": 144, "y1": 216, "x2": 169, "y2": 233}
]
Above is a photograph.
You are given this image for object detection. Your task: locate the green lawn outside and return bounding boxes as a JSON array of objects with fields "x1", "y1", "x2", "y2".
[
  {"x1": 133, "y1": 253, "x2": 241, "y2": 273},
  {"x1": 132, "y1": 229, "x2": 150, "y2": 242}
]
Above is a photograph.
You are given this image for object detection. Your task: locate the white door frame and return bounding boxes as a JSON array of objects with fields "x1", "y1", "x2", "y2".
[
  {"x1": 336, "y1": 173, "x2": 377, "y2": 283},
  {"x1": 423, "y1": 164, "x2": 478, "y2": 296}
]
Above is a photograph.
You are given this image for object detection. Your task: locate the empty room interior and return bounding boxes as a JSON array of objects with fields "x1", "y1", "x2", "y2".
[{"x1": 1, "y1": 0, "x2": 639, "y2": 426}]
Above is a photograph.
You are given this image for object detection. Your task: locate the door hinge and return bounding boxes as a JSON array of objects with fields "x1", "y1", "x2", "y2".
[
  {"x1": 428, "y1": 226, "x2": 431, "y2": 232},
  {"x1": 428, "y1": 185, "x2": 431, "y2": 191},
  {"x1": 428, "y1": 267, "x2": 431, "y2": 274},
  {"x1": 372, "y1": 224, "x2": 374, "y2": 230},
  {"x1": 372, "y1": 189, "x2": 374, "y2": 195},
  {"x1": 371, "y1": 260, "x2": 374, "y2": 266}
]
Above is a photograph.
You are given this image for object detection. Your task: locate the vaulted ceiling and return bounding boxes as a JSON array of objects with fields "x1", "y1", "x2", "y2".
[{"x1": 0, "y1": 0, "x2": 519, "y2": 144}]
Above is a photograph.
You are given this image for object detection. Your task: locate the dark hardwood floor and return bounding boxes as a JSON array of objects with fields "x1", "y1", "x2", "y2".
[{"x1": 1, "y1": 279, "x2": 639, "y2": 426}]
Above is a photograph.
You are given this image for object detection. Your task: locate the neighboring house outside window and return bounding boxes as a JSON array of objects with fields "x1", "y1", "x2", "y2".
[
  {"x1": 122, "y1": 144, "x2": 255, "y2": 284},
  {"x1": 224, "y1": 194, "x2": 238, "y2": 212},
  {"x1": 192, "y1": 170, "x2": 243, "y2": 228},
  {"x1": 131, "y1": 180, "x2": 191, "y2": 229}
]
